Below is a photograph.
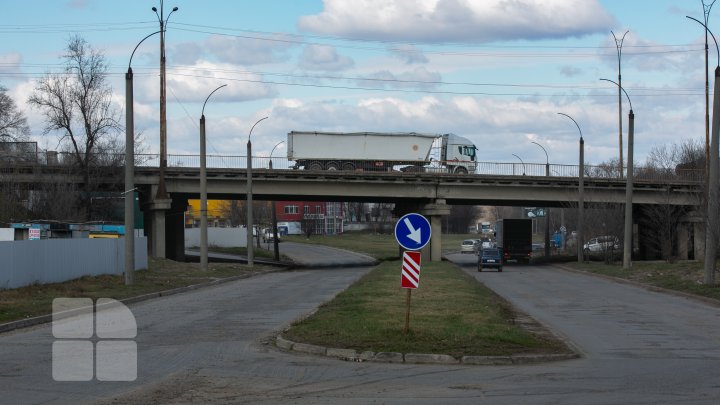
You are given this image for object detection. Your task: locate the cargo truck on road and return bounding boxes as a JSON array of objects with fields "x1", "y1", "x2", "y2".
[
  {"x1": 287, "y1": 131, "x2": 477, "y2": 173},
  {"x1": 495, "y1": 219, "x2": 532, "y2": 264}
]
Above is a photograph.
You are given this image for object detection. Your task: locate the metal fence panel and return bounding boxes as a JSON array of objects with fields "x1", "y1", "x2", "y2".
[{"x1": 0, "y1": 237, "x2": 147, "y2": 290}]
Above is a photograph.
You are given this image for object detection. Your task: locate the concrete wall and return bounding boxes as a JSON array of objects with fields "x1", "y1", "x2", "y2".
[
  {"x1": 184, "y1": 227, "x2": 247, "y2": 248},
  {"x1": 0, "y1": 228, "x2": 13, "y2": 241},
  {"x1": 0, "y1": 237, "x2": 148, "y2": 290}
]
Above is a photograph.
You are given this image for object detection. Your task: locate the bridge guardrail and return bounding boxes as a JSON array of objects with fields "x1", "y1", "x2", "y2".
[{"x1": 0, "y1": 151, "x2": 704, "y2": 183}]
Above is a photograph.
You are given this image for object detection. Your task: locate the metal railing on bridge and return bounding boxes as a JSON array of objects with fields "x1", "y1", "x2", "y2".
[{"x1": 0, "y1": 150, "x2": 704, "y2": 183}]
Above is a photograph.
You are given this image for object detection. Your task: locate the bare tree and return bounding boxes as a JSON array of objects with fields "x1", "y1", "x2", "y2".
[
  {"x1": 0, "y1": 85, "x2": 30, "y2": 142},
  {"x1": 28, "y1": 35, "x2": 121, "y2": 219}
]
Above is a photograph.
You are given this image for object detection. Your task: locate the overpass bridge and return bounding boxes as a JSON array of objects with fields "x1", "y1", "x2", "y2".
[{"x1": 1, "y1": 153, "x2": 704, "y2": 262}]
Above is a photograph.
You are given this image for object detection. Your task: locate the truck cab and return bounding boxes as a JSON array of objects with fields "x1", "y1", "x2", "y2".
[{"x1": 441, "y1": 133, "x2": 477, "y2": 174}]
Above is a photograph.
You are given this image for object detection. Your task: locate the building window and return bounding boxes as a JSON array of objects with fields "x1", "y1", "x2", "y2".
[
  {"x1": 316, "y1": 205, "x2": 322, "y2": 214},
  {"x1": 304, "y1": 205, "x2": 310, "y2": 214},
  {"x1": 284, "y1": 205, "x2": 298, "y2": 214}
]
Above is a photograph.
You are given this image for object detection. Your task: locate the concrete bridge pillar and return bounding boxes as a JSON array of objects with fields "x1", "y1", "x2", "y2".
[
  {"x1": 146, "y1": 197, "x2": 171, "y2": 259},
  {"x1": 421, "y1": 199, "x2": 451, "y2": 262},
  {"x1": 694, "y1": 221, "x2": 705, "y2": 261},
  {"x1": 677, "y1": 223, "x2": 689, "y2": 260}
]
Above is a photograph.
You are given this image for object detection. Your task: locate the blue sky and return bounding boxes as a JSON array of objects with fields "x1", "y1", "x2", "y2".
[{"x1": 0, "y1": 0, "x2": 714, "y2": 166}]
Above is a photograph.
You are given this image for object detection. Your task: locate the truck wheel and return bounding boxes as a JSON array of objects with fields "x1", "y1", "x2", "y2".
[
  {"x1": 342, "y1": 162, "x2": 356, "y2": 171},
  {"x1": 307, "y1": 161, "x2": 323, "y2": 171},
  {"x1": 326, "y1": 161, "x2": 340, "y2": 170},
  {"x1": 454, "y1": 167, "x2": 468, "y2": 174}
]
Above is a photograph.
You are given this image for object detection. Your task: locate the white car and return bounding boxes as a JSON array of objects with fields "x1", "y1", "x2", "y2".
[
  {"x1": 461, "y1": 239, "x2": 479, "y2": 254},
  {"x1": 583, "y1": 236, "x2": 619, "y2": 252}
]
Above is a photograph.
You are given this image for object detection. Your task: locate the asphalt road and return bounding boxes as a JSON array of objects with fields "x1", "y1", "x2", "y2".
[{"x1": 2, "y1": 247, "x2": 720, "y2": 404}]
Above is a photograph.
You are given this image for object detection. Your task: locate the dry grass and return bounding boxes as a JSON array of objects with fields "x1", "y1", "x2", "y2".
[{"x1": 283, "y1": 260, "x2": 568, "y2": 358}]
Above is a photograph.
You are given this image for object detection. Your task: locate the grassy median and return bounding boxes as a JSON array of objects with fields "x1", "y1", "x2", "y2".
[{"x1": 283, "y1": 260, "x2": 568, "y2": 358}]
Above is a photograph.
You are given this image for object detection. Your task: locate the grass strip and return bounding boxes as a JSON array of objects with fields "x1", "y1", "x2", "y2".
[
  {"x1": 565, "y1": 261, "x2": 720, "y2": 300},
  {"x1": 0, "y1": 259, "x2": 270, "y2": 324},
  {"x1": 283, "y1": 260, "x2": 567, "y2": 358},
  {"x1": 285, "y1": 232, "x2": 483, "y2": 261}
]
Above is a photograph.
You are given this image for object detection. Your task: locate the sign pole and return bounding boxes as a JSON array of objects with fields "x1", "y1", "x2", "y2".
[{"x1": 404, "y1": 289, "x2": 412, "y2": 334}]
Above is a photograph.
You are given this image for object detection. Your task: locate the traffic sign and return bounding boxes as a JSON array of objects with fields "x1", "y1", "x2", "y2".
[
  {"x1": 395, "y1": 213, "x2": 431, "y2": 250},
  {"x1": 400, "y1": 251, "x2": 421, "y2": 289}
]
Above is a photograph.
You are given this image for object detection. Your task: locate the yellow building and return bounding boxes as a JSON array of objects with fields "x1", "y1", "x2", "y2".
[{"x1": 185, "y1": 200, "x2": 231, "y2": 228}]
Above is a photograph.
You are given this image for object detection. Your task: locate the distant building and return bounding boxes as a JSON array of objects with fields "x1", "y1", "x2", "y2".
[
  {"x1": 275, "y1": 201, "x2": 344, "y2": 235},
  {"x1": 185, "y1": 200, "x2": 231, "y2": 228}
]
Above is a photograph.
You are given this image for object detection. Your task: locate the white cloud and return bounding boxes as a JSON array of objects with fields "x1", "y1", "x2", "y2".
[
  {"x1": 299, "y1": 0, "x2": 615, "y2": 42},
  {"x1": 135, "y1": 60, "x2": 277, "y2": 103},
  {"x1": 203, "y1": 34, "x2": 295, "y2": 65},
  {"x1": 360, "y1": 66, "x2": 441, "y2": 89},
  {"x1": 389, "y1": 44, "x2": 429, "y2": 64},
  {"x1": 298, "y1": 44, "x2": 354, "y2": 71}
]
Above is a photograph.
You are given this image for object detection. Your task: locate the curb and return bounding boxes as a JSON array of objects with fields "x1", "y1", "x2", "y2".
[
  {"x1": 553, "y1": 264, "x2": 720, "y2": 308},
  {"x1": 0, "y1": 267, "x2": 279, "y2": 335},
  {"x1": 275, "y1": 334, "x2": 579, "y2": 365}
]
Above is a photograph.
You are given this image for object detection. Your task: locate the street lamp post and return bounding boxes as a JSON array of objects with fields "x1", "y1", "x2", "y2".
[
  {"x1": 558, "y1": 113, "x2": 584, "y2": 263},
  {"x1": 687, "y1": 1, "x2": 717, "y2": 177},
  {"x1": 152, "y1": 1, "x2": 178, "y2": 200},
  {"x1": 601, "y1": 78, "x2": 635, "y2": 269},
  {"x1": 511, "y1": 153, "x2": 526, "y2": 176},
  {"x1": 124, "y1": 31, "x2": 160, "y2": 286},
  {"x1": 706, "y1": 65, "x2": 720, "y2": 284},
  {"x1": 612, "y1": 30, "x2": 629, "y2": 179},
  {"x1": 531, "y1": 141, "x2": 551, "y2": 258},
  {"x1": 246, "y1": 116, "x2": 269, "y2": 267},
  {"x1": 269, "y1": 140, "x2": 284, "y2": 261},
  {"x1": 684, "y1": 15, "x2": 720, "y2": 284},
  {"x1": 199, "y1": 84, "x2": 227, "y2": 272}
]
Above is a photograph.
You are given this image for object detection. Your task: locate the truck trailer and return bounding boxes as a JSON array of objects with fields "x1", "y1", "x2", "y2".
[
  {"x1": 287, "y1": 131, "x2": 477, "y2": 173},
  {"x1": 495, "y1": 219, "x2": 532, "y2": 264}
]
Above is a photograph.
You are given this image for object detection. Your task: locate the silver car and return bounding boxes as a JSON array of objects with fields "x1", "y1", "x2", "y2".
[{"x1": 461, "y1": 239, "x2": 479, "y2": 254}]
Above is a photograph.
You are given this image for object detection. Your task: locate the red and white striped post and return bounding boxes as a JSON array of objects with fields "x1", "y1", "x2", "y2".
[{"x1": 401, "y1": 251, "x2": 421, "y2": 333}]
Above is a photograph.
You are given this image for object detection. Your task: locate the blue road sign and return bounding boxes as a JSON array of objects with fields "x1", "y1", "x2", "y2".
[{"x1": 395, "y1": 213, "x2": 431, "y2": 251}]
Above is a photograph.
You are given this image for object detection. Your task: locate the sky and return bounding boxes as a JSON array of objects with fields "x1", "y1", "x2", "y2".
[{"x1": 0, "y1": 0, "x2": 715, "y2": 166}]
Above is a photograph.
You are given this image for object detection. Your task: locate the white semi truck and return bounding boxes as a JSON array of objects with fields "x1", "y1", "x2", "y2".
[{"x1": 287, "y1": 131, "x2": 477, "y2": 173}]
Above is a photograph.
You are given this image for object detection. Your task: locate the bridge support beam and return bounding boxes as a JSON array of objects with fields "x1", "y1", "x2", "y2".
[
  {"x1": 422, "y1": 199, "x2": 451, "y2": 262},
  {"x1": 145, "y1": 196, "x2": 172, "y2": 259}
]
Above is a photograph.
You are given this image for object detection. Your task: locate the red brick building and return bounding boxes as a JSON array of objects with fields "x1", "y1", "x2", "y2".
[{"x1": 275, "y1": 201, "x2": 343, "y2": 235}]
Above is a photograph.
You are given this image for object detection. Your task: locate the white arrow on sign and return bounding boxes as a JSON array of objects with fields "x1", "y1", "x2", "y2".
[{"x1": 404, "y1": 217, "x2": 422, "y2": 244}]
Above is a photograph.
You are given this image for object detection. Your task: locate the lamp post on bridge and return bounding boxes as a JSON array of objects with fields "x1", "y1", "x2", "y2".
[
  {"x1": 125, "y1": 30, "x2": 160, "y2": 286},
  {"x1": 557, "y1": 113, "x2": 584, "y2": 263},
  {"x1": 247, "y1": 116, "x2": 269, "y2": 267},
  {"x1": 531, "y1": 141, "x2": 551, "y2": 258},
  {"x1": 199, "y1": 84, "x2": 227, "y2": 272},
  {"x1": 601, "y1": 78, "x2": 635, "y2": 269},
  {"x1": 511, "y1": 153, "x2": 526, "y2": 176},
  {"x1": 268, "y1": 140, "x2": 284, "y2": 261}
]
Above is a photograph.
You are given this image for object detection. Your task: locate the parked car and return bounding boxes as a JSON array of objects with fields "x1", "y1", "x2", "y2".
[
  {"x1": 461, "y1": 239, "x2": 479, "y2": 254},
  {"x1": 262, "y1": 228, "x2": 281, "y2": 243},
  {"x1": 583, "y1": 235, "x2": 619, "y2": 253},
  {"x1": 478, "y1": 248, "x2": 503, "y2": 272}
]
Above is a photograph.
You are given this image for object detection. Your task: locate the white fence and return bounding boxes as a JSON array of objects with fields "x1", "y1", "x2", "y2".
[
  {"x1": 0, "y1": 237, "x2": 148, "y2": 289},
  {"x1": 184, "y1": 227, "x2": 247, "y2": 248}
]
